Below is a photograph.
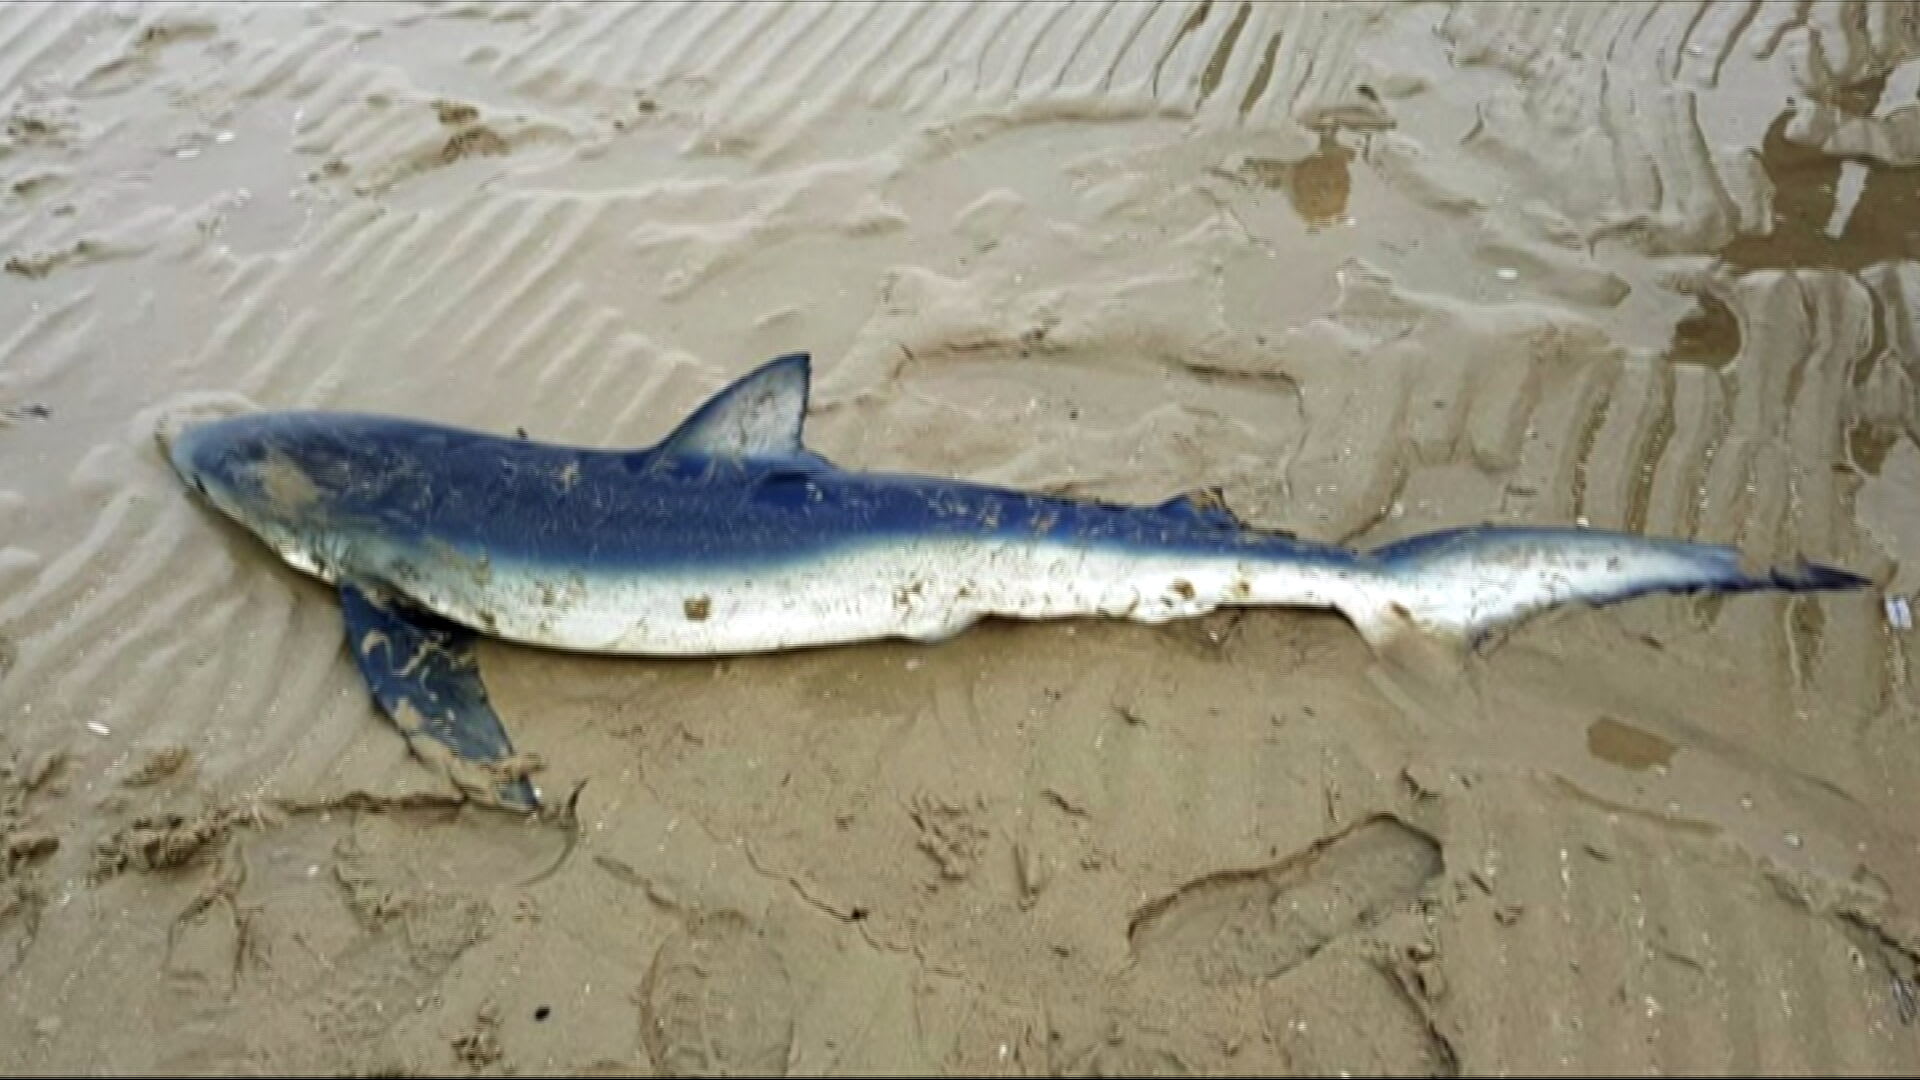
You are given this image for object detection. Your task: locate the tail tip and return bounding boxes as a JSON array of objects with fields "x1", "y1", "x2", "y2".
[{"x1": 1774, "y1": 561, "x2": 1872, "y2": 592}]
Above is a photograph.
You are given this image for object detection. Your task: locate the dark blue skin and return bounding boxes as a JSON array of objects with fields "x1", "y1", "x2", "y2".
[
  {"x1": 171, "y1": 412, "x2": 1360, "y2": 576},
  {"x1": 174, "y1": 404, "x2": 1867, "y2": 598}
]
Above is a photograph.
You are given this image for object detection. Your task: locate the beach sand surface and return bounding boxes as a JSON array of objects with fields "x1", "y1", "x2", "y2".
[{"x1": 1, "y1": 1, "x2": 1918, "y2": 1073}]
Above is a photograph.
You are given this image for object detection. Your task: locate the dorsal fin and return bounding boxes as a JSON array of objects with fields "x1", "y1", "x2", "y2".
[
  {"x1": 1156, "y1": 487, "x2": 1242, "y2": 529},
  {"x1": 657, "y1": 353, "x2": 812, "y2": 460}
]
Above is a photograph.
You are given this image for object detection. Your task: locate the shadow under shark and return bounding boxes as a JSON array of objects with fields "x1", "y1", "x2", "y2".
[{"x1": 158, "y1": 353, "x2": 1870, "y2": 810}]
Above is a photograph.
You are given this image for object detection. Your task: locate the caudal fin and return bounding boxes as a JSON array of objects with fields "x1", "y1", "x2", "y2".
[{"x1": 1345, "y1": 526, "x2": 1870, "y2": 650}]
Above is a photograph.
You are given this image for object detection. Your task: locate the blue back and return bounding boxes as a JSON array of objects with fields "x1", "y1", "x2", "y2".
[{"x1": 196, "y1": 410, "x2": 1354, "y2": 571}]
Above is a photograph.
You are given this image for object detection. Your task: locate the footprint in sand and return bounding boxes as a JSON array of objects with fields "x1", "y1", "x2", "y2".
[
  {"x1": 1098, "y1": 815, "x2": 1451, "y2": 1075},
  {"x1": 1128, "y1": 814, "x2": 1442, "y2": 984},
  {"x1": 638, "y1": 910, "x2": 794, "y2": 1077}
]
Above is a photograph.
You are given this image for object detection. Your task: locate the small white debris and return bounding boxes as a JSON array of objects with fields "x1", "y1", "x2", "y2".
[
  {"x1": 173, "y1": 146, "x2": 200, "y2": 159},
  {"x1": 214, "y1": 130, "x2": 235, "y2": 143},
  {"x1": 85, "y1": 721, "x2": 110, "y2": 736},
  {"x1": 904, "y1": 658, "x2": 922, "y2": 671},
  {"x1": 1886, "y1": 594, "x2": 1912, "y2": 632},
  {"x1": 1784, "y1": 831, "x2": 1803, "y2": 849},
  {"x1": 1496, "y1": 267, "x2": 1519, "y2": 281}
]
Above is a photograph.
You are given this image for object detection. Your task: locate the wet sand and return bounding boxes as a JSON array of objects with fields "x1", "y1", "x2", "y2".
[{"x1": 2, "y1": 1, "x2": 1918, "y2": 1073}]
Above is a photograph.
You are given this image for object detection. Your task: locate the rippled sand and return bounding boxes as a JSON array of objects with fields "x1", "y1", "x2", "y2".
[{"x1": 2, "y1": 2, "x2": 1918, "y2": 1073}]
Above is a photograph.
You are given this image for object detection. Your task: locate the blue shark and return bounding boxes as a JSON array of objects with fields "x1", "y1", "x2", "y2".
[{"x1": 158, "y1": 353, "x2": 1870, "y2": 809}]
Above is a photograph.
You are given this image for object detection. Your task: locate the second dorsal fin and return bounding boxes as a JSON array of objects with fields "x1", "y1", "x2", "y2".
[
  {"x1": 1156, "y1": 488, "x2": 1241, "y2": 529},
  {"x1": 657, "y1": 353, "x2": 812, "y2": 460}
]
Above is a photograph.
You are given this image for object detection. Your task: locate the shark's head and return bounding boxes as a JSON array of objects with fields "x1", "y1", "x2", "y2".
[{"x1": 158, "y1": 405, "x2": 357, "y2": 581}]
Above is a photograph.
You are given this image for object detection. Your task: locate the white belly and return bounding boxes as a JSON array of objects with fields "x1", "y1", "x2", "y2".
[{"x1": 411, "y1": 537, "x2": 1376, "y2": 657}]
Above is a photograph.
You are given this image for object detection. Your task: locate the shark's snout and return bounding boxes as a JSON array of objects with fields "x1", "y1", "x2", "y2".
[
  {"x1": 153, "y1": 395, "x2": 259, "y2": 470},
  {"x1": 153, "y1": 409, "x2": 197, "y2": 459}
]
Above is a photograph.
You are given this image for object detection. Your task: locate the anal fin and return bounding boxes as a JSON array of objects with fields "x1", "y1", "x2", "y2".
[{"x1": 338, "y1": 580, "x2": 539, "y2": 811}]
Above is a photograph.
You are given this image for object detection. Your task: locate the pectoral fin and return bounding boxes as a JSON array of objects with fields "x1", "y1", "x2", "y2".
[{"x1": 338, "y1": 580, "x2": 539, "y2": 811}]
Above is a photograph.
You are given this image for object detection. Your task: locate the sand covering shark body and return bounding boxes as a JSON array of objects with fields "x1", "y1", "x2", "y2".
[{"x1": 160, "y1": 354, "x2": 1868, "y2": 809}]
